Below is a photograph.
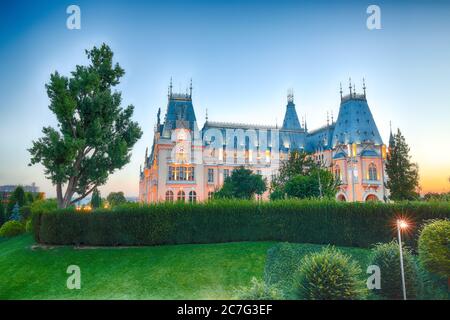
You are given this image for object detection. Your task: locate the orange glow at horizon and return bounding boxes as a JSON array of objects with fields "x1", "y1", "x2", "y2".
[{"x1": 419, "y1": 166, "x2": 450, "y2": 194}]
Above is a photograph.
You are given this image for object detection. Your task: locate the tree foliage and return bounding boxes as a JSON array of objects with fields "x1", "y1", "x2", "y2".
[
  {"x1": 272, "y1": 151, "x2": 338, "y2": 200},
  {"x1": 29, "y1": 44, "x2": 142, "y2": 208},
  {"x1": 106, "y1": 191, "x2": 127, "y2": 207},
  {"x1": 91, "y1": 188, "x2": 102, "y2": 209},
  {"x1": 215, "y1": 167, "x2": 266, "y2": 200},
  {"x1": 272, "y1": 150, "x2": 316, "y2": 188},
  {"x1": 6, "y1": 186, "x2": 26, "y2": 214},
  {"x1": 385, "y1": 129, "x2": 420, "y2": 201}
]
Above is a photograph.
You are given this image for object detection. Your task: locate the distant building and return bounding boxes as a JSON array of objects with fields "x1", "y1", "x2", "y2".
[
  {"x1": 139, "y1": 79, "x2": 388, "y2": 203},
  {"x1": 0, "y1": 183, "x2": 43, "y2": 202}
]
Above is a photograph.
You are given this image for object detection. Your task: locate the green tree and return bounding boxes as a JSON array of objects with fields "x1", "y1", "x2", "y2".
[
  {"x1": 7, "y1": 186, "x2": 26, "y2": 214},
  {"x1": 385, "y1": 129, "x2": 420, "y2": 201},
  {"x1": 272, "y1": 150, "x2": 316, "y2": 188},
  {"x1": 91, "y1": 188, "x2": 102, "y2": 209},
  {"x1": 25, "y1": 192, "x2": 35, "y2": 204},
  {"x1": 284, "y1": 168, "x2": 338, "y2": 199},
  {"x1": 29, "y1": 44, "x2": 142, "y2": 208},
  {"x1": 10, "y1": 203, "x2": 21, "y2": 221},
  {"x1": 215, "y1": 167, "x2": 266, "y2": 200},
  {"x1": 106, "y1": 191, "x2": 127, "y2": 207}
]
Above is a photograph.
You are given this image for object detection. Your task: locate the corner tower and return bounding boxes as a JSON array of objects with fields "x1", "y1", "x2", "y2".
[
  {"x1": 161, "y1": 79, "x2": 198, "y2": 138},
  {"x1": 332, "y1": 81, "x2": 382, "y2": 147}
]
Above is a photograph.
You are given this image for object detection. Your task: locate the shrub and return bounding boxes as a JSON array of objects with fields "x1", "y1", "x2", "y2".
[
  {"x1": 264, "y1": 243, "x2": 319, "y2": 296},
  {"x1": 294, "y1": 246, "x2": 363, "y2": 300},
  {"x1": 20, "y1": 206, "x2": 32, "y2": 221},
  {"x1": 234, "y1": 277, "x2": 284, "y2": 300},
  {"x1": 369, "y1": 241, "x2": 419, "y2": 299},
  {"x1": 269, "y1": 188, "x2": 285, "y2": 201},
  {"x1": 0, "y1": 220, "x2": 25, "y2": 238},
  {"x1": 418, "y1": 219, "x2": 450, "y2": 279},
  {"x1": 33, "y1": 200, "x2": 450, "y2": 247},
  {"x1": 30, "y1": 199, "x2": 58, "y2": 214}
]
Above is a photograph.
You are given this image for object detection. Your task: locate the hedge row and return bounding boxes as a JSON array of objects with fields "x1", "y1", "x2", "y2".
[{"x1": 32, "y1": 200, "x2": 450, "y2": 248}]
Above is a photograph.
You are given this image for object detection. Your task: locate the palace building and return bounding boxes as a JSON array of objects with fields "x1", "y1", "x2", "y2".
[{"x1": 139, "y1": 79, "x2": 388, "y2": 203}]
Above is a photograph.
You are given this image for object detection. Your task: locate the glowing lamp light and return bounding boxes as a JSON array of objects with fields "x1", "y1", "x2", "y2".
[{"x1": 397, "y1": 219, "x2": 408, "y2": 230}]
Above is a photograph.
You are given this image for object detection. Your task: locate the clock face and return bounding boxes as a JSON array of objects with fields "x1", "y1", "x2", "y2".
[{"x1": 175, "y1": 142, "x2": 189, "y2": 163}]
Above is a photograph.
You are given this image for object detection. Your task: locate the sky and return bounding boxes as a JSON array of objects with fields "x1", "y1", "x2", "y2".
[{"x1": 0, "y1": 0, "x2": 450, "y2": 197}]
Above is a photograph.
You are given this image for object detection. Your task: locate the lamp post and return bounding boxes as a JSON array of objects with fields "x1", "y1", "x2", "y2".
[{"x1": 397, "y1": 219, "x2": 408, "y2": 300}]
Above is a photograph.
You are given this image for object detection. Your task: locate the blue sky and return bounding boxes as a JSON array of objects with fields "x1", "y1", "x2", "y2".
[{"x1": 1, "y1": 0, "x2": 450, "y2": 197}]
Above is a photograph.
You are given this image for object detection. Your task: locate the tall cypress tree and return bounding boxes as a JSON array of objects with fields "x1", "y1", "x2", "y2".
[
  {"x1": 385, "y1": 129, "x2": 420, "y2": 201},
  {"x1": 91, "y1": 188, "x2": 102, "y2": 209}
]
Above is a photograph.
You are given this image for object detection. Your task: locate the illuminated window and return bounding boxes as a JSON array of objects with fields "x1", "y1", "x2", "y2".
[
  {"x1": 188, "y1": 191, "x2": 197, "y2": 203},
  {"x1": 208, "y1": 168, "x2": 214, "y2": 183},
  {"x1": 168, "y1": 166, "x2": 195, "y2": 181},
  {"x1": 177, "y1": 190, "x2": 185, "y2": 202},
  {"x1": 165, "y1": 190, "x2": 174, "y2": 202},
  {"x1": 334, "y1": 166, "x2": 341, "y2": 181},
  {"x1": 368, "y1": 163, "x2": 378, "y2": 181}
]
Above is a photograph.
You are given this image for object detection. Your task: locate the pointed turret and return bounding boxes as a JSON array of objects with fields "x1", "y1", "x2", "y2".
[
  {"x1": 389, "y1": 121, "x2": 395, "y2": 149},
  {"x1": 161, "y1": 78, "x2": 198, "y2": 137},
  {"x1": 332, "y1": 80, "x2": 383, "y2": 147},
  {"x1": 282, "y1": 90, "x2": 302, "y2": 130}
]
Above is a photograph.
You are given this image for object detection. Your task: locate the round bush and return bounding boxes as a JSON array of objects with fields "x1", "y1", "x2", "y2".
[
  {"x1": 369, "y1": 241, "x2": 419, "y2": 299},
  {"x1": 295, "y1": 246, "x2": 363, "y2": 300},
  {"x1": 235, "y1": 277, "x2": 284, "y2": 300},
  {"x1": 418, "y1": 219, "x2": 450, "y2": 278},
  {"x1": 0, "y1": 220, "x2": 25, "y2": 238}
]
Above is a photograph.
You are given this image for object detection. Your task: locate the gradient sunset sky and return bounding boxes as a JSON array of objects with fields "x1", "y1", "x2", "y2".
[{"x1": 1, "y1": 0, "x2": 449, "y2": 197}]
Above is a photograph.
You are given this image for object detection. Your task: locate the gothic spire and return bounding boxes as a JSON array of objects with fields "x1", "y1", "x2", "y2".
[
  {"x1": 362, "y1": 78, "x2": 367, "y2": 97},
  {"x1": 348, "y1": 77, "x2": 352, "y2": 95}
]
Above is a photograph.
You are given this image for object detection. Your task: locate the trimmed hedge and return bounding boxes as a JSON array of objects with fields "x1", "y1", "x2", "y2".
[{"x1": 32, "y1": 200, "x2": 450, "y2": 247}]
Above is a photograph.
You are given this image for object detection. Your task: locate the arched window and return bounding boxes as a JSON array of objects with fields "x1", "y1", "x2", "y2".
[
  {"x1": 368, "y1": 163, "x2": 378, "y2": 181},
  {"x1": 177, "y1": 190, "x2": 185, "y2": 202},
  {"x1": 365, "y1": 194, "x2": 379, "y2": 202},
  {"x1": 334, "y1": 166, "x2": 341, "y2": 181},
  {"x1": 337, "y1": 194, "x2": 346, "y2": 202},
  {"x1": 165, "y1": 190, "x2": 174, "y2": 202},
  {"x1": 208, "y1": 191, "x2": 214, "y2": 200},
  {"x1": 189, "y1": 191, "x2": 197, "y2": 203}
]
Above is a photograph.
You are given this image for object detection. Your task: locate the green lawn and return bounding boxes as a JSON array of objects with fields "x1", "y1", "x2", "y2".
[
  {"x1": 4, "y1": 235, "x2": 444, "y2": 300},
  {"x1": 0, "y1": 235, "x2": 273, "y2": 299}
]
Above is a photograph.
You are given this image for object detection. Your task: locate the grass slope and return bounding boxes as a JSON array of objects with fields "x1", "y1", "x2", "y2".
[{"x1": 0, "y1": 235, "x2": 273, "y2": 299}]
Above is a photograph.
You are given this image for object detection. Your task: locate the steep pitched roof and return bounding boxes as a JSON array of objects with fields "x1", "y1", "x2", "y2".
[
  {"x1": 331, "y1": 94, "x2": 383, "y2": 147},
  {"x1": 161, "y1": 93, "x2": 198, "y2": 137}
]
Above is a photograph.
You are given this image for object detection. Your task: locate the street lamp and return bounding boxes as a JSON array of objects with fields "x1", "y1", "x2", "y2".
[{"x1": 396, "y1": 219, "x2": 409, "y2": 300}]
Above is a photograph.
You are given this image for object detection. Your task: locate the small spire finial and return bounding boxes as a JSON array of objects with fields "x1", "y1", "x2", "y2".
[
  {"x1": 287, "y1": 88, "x2": 294, "y2": 103},
  {"x1": 353, "y1": 84, "x2": 356, "y2": 96},
  {"x1": 349, "y1": 77, "x2": 352, "y2": 95},
  {"x1": 362, "y1": 78, "x2": 366, "y2": 97},
  {"x1": 327, "y1": 111, "x2": 329, "y2": 126},
  {"x1": 189, "y1": 78, "x2": 193, "y2": 97},
  {"x1": 205, "y1": 108, "x2": 208, "y2": 122},
  {"x1": 331, "y1": 111, "x2": 334, "y2": 123},
  {"x1": 169, "y1": 77, "x2": 173, "y2": 97},
  {"x1": 340, "y1": 82, "x2": 343, "y2": 100}
]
